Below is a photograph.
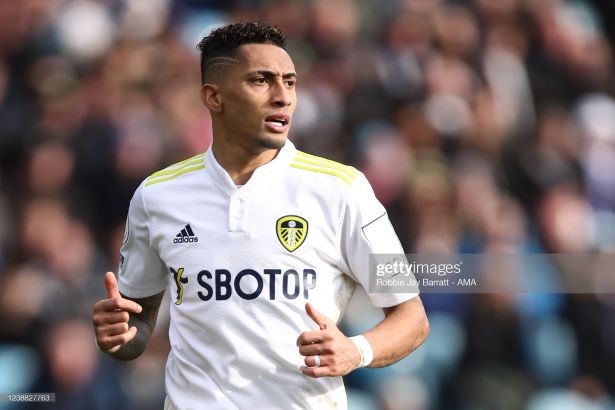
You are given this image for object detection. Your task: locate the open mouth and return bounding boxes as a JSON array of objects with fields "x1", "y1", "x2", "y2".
[
  {"x1": 265, "y1": 114, "x2": 290, "y2": 127},
  {"x1": 265, "y1": 118, "x2": 288, "y2": 126}
]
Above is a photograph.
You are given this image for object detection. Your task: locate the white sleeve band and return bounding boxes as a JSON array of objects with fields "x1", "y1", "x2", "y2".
[{"x1": 349, "y1": 335, "x2": 374, "y2": 368}]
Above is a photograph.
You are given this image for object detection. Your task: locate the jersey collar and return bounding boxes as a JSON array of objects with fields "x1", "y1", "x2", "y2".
[{"x1": 205, "y1": 139, "x2": 296, "y2": 196}]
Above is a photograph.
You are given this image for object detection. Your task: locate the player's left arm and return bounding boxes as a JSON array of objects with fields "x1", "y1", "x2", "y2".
[
  {"x1": 297, "y1": 297, "x2": 429, "y2": 378},
  {"x1": 298, "y1": 173, "x2": 430, "y2": 377},
  {"x1": 363, "y1": 296, "x2": 429, "y2": 367}
]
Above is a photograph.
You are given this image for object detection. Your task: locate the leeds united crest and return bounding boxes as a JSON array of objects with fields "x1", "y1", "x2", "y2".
[{"x1": 276, "y1": 215, "x2": 308, "y2": 252}]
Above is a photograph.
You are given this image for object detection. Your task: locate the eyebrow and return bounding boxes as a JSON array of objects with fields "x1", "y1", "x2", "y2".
[{"x1": 248, "y1": 70, "x2": 297, "y2": 79}]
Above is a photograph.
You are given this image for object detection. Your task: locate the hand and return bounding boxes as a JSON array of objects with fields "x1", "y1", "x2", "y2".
[
  {"x1": 296, "y1": 302, "x2": 361, "y2": 378},
  {"x1": 92, "y1": 272, "x2": 142, "y2": 353}
]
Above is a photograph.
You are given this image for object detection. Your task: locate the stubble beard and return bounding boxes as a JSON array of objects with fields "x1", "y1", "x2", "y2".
[{"x1": 258, "y1": 135, "x2": 286, "y2": 150}]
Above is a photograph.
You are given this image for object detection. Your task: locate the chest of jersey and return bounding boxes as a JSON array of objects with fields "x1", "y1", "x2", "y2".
[{"x1": 147, "y1": 179, "x2": 346, "y2": 307}]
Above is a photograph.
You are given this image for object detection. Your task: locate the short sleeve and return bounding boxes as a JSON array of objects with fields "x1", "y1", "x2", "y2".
[
  {"x1": 339, "y1": 173, "x2": 418, "y2": 307},
  {"x1": 118, "y1": 183, "x2": 168, "y2": 298}
]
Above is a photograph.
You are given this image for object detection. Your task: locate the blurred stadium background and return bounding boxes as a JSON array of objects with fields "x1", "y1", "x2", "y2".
[{"x1": 1, "y1": 0, "x2": 615, "y2": 409}]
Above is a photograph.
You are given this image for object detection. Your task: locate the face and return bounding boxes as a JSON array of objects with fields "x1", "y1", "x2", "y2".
[{"x1": 213, "y1": 43, "x2": 297, "y2": 151}]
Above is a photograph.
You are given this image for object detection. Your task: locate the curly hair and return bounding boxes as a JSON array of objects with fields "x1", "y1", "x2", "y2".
[{"x1": 197, "y1": 21, "x2": 287, "y2": 84}]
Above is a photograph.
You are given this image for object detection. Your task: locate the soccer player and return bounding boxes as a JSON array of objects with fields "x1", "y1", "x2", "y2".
[{"x1": 92, "y1": 21, "x2": 429, "y2": 409}]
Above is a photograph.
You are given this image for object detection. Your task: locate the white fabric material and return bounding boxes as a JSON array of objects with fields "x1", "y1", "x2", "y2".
[{"x1": 118, "y1": 140, "x2": 417, "y2": 410}]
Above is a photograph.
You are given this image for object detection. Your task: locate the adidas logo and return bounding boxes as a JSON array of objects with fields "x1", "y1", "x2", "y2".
[{"x1": 174, "y1": 224, "x2": 199, "y2": 243}]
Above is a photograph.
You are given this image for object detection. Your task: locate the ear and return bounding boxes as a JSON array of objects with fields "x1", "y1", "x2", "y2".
[{"x1": 201, "y1": 83, "x2": 222, "y2": 113}]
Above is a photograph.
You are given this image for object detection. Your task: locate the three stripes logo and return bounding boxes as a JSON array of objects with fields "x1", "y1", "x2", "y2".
[
  {"x1": 290, "y1": 151, "x2": 358, "y2": 186},
  {"x1": 174, "y1": 224, "x2": 199, "y2": 244}
]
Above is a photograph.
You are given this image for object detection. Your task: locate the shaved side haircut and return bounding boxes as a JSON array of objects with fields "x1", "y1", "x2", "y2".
[{"x1": 196, "y1": 21, "x2": 287, "y2": 84}]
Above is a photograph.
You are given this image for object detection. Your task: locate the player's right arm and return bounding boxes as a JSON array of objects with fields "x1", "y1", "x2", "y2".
[
  {"x1": 94, "y1": 183, "x2": 168, "y2": 360},
  {"x1": 93, "y1": 271, "x2": 164, "y2": 361}
]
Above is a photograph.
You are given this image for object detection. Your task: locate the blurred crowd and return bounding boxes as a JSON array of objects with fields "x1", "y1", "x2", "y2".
[{"x1": 1, "y1": 0, "x2": 615, "y2": 409}]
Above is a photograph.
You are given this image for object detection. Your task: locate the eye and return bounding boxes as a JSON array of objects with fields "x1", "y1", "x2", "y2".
[
  {"x1": 285, "y1": 79, "x2": 296, "y2": 87},
  {"x1": 252, "y1": 77, "x2": 266, "y2": 84}
]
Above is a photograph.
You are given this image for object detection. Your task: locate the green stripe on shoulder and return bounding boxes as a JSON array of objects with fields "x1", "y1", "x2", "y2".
[
  {"x1": 295, "y1": 151, "x2": 358, "y2": 177},
  {"x1": 147, "y1": 154, "x2": 205, "y2": 180},
  {"x1": 290, "y1": 151, "x2": 358, "y2": 185},
  {"x1": 145, "y1": 154, "x2": 205, "y2": 186}
]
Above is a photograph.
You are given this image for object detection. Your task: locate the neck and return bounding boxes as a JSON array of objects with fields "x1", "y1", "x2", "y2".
[{"x1": 211, "y1": 136, "x2": 280, "y2": 185}]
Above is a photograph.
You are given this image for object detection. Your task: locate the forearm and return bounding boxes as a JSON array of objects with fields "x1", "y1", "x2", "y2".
[
  {"x1": 361, "y1": 297, "x2": 429, "y2": 368},
  {"x1": 108, "y1": 315, "x2": 155, "y2": 361},
  {"x1": 108, "y1": 291, "x2": 164, "y2": 361}
]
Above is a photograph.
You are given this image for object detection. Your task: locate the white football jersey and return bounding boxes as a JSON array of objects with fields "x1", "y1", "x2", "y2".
[{"x1": 118, "y1": 140, "x2": 417, "y2": 410}]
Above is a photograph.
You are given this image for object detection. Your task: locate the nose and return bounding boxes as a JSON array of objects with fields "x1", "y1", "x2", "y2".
[{"x1": 271, "y1": 80, "x2": 293, "y2": 108}]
